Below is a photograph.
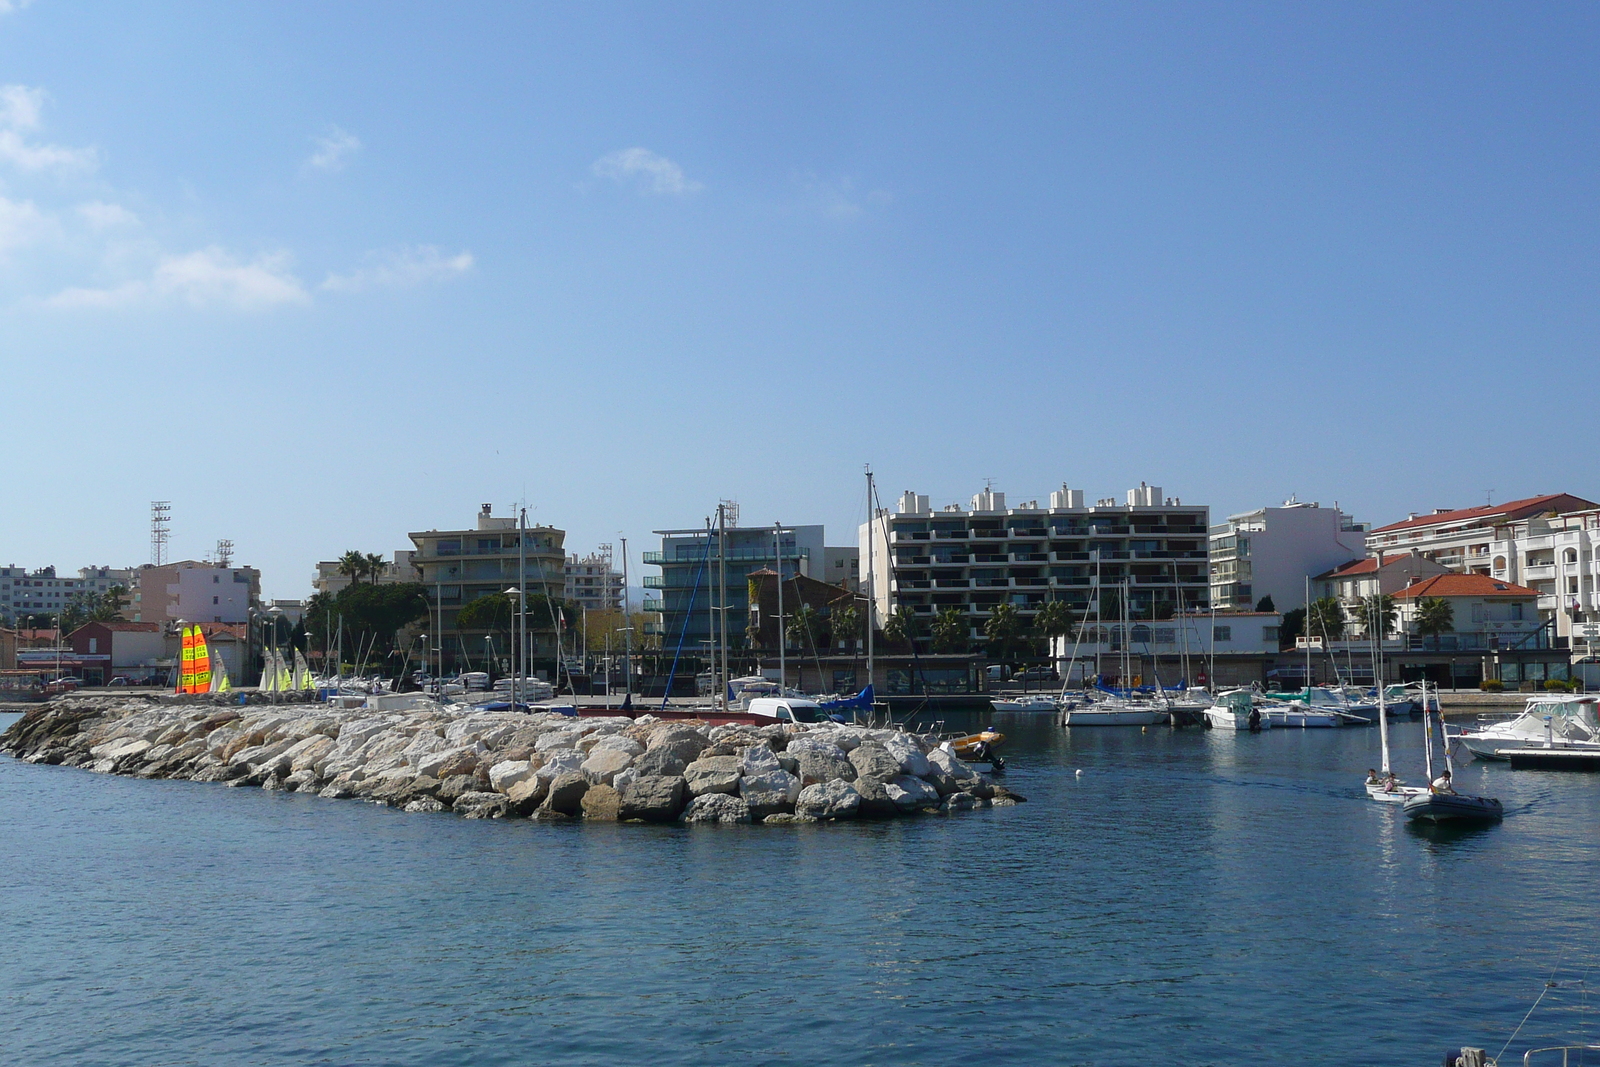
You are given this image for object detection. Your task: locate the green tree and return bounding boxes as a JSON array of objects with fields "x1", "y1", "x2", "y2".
[
  {"x1": 786, "y1": 604, "x2": 827, "y2": 651},
  {"x1": 882, "y1": 606, "x2": 924, "y2": 650},
  {"x1": 931, "y1": 607, "x2": 969, "y2": 654},
  {"x1": 1279, "y1": 607, "x2": 1306, "y2": 650},
  {"x1": 831, "y1": 604, "x2": 861, "y2": 650},
  {"x1": 58, "y1": 591, "x2": 98, "y2": 636},
  {"x1": 1414, "y1": 596, "x2": 1454, "y2": 645},
  {"x1": 983, "y1": 602, "x2": 1026, "y2": 662},
  {"x1": 1360, "y1": 593, "x2": 1398, "y2": 638},
  {"x1": 364, "y1": 553, "x2": 387, "y2": 583},
  {"x1": 1306, "y1": 596, "x2": 1346, "y2": 641},
  {"x1": 93, "y1": 585, "x2": 128, "y2": 622},
  {"x1": 1035, "y1": 600, "x2": 1075, "y2": 649},
  {"x1": 1256, "y1": 594, "x2": 1276, "y2": 612},
  {"x1": 305, "y1": 581, "x2": 431, "y2": 664}
]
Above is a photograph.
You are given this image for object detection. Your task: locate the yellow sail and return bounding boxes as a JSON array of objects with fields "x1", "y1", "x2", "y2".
[
  {"x1": 192, "y1": 628, "x2": 213, "y2": 693},
  {"x1": 294, "y1": 649, "x2": 315, "y2": 690},
  {"x1": 210, "y1": 644, "x2": 232, "y2": 693},
  {"x1": 275, "y1": 649, "x2": 294, "y2": 692},
  {"x1": 177, "y1": 625, "x2": 196, "y2": 694}
]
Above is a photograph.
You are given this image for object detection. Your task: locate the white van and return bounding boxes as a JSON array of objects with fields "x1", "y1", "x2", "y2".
[{"x1": 746, "y1": 697, "x2": 828, "y2": 724}]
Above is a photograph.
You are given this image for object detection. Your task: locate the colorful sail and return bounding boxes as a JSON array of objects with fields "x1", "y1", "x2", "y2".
[
  {"x1": 191, "y1": 628, "x2": 213, "y2": 693},
  {"x1": 210, "y1": 645, "x2": 232, "y2": 693},
  {"x1": 176, "y1": 625, "x2": 196, "y2": 694},
  {"x1": 275, "y1": 649, "x2": 294, "y2": 692}
]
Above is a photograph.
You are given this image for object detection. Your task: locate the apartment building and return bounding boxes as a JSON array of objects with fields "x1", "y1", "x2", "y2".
[
  {"x1": 862, "y1": 482, "x2": 1209, "y2": 646},
  {"x1": 408, "y1": 505, "x2": 565, "y2": 632},
  {"x1": 1209, "y1": 499, "x2": 1369, "y2": 611},
  {"x1": 645, "y1": 521, "x2": 829, "y2": 655},
  {"x1": 1481, "y1": 506, "x2": 1600, "y2": 656},
  {"x1": 565, "y1": 548, "x2": 625, "y2": 612},
  {"x1": 128, "y1": 561, "x2": 262, "y2": 625},
  {"x1": 1365, "y1": 494, "x2": 1596, "y2": 575},
  {"x1": 312, "y1": 551, "x2": 416, "y2": 596},
  {"x1": 0, "y1": 565, "x2": 134, "y2": 624}
]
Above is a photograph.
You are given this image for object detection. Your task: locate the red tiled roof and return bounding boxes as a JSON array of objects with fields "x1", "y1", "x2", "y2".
[
  {"x1": 1394, "y1": 574, "x2": 1538, "y2": 599},
  {"x1": 1372, "y1": 494, "x2": 1595, "y2": 534},
  {"x1": 92, "y1": 621, "x2": 161, "y2": 632}
]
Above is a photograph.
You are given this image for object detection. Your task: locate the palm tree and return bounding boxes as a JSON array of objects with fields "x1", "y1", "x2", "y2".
[
  {"x1": 338, "y1": 550, "x2": 366, "y2": 586},
  {"x1": 1306, "y1": 596, "x2": 1346, "y2": 641},
  {"x1": 787, "y1": 604, "x2": 822, "y2": 652},
  {"x1": 1414, "y1": 596, "x2": 1454, "y2": 648},
  {"x1": 883, "y1": 606, "x2": 924, "y2": 650},
  {"x1": 1035, "y1": 599, "x2": 1074, "y2": 654},
  {"x1": 931, "y1": 607, "x2": 969, "y2": 654},
  {"x1": 983, "y1": 602, "x2": 1025, "y2": 663},
  {"x1": 830, "y1": 604, "x2": 861, "y2": 651},
  {"x1": 364, "y1": 553, "x2": 387, "y2": 583},
  {"x1": 1361, "y1": 593, "x2": 1398, "y2": 639}
]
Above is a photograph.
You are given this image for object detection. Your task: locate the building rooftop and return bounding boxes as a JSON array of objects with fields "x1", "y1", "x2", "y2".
[
  {"x1": 1371, "y1": 493, "x2": 1596, "y2": 534},
  {"x1": 1393, "y1": 574, "x2": 1538, "y2": 599}
]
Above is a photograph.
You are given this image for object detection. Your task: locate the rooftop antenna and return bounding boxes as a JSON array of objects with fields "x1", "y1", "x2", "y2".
[
  {"x1": 150, "y1": 501, "x2": 171, "y2": 566},
  {"x1": 719, "y1": 499, "x2": 740, "y2": 528},
  {"x1": 1484, "y1": 489, "x2": 1495, "y2": 506},
  {"x1": 214, "y1": 539, "x2": 234, "y2": 568}
]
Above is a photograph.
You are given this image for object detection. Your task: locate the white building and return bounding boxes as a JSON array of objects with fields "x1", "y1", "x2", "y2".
[
  {"x1": 1482, "y1": 506, "x2": 1600, "y2": 655},
  {"x1": 565, "y1": 547, "x2": 625, "y2": 612},
  {"x1": 0, "y1": 564, "x2": 135, "y2": 624},
  {"x1": 312, "y1": 550, "x2": 416, "y2": 596},
  {"x1": 1209, "y1": 499, "x2": 1368, "y2": 612},
  {"x1": 862, "y1": 482, "x2": 1209, "y2": 647}
]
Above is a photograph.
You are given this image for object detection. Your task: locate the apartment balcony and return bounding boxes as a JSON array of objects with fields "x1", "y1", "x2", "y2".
[
  {"x1": 895, "y1": 554, "x2": 933, "y2": 566},
  {"x1": 897, "y1": 579, "x2": 933, "y2": 589},
  {"x1": 1050, "y1": 576, "x2": 1091, "y2": 587},
  {"x1": 931, "y1": 555, "x2": 971, "y2": 565},
  {"x1": 973, "y1": 578, "x2": 1009, "y2": 588},
  {"x1": 642, "y1": 598, "x2": 663, "y2": 613},
  {"x1": 1052, "y1": 551, "x2": 1091, "y2": 562},
  {"x1": 1013, "y1": 577, "x2": 1049, "y2": 587},
  {"x1": 934, "y1": 578, "x2": 972, "y2": 589},
  {"x1": 642, "y1": 575, "x2": 664, "y2": 589},
  {"x1": 972, "y1": 552, "x2": 1009, "y2": 563},
  {"x1": 890, "y1": 530, "x2": 932, "y2": 542},
  {"x1": 971, "y1": 529, "x2": 1008, "y2": 540},
  {"x1": 1091, "y1": 550, "x2": 1132, "y2": 560},
  {"x1": 1007, "y1": 528, "x2": 1048, "y2": 538},
  {"x1": 934, "y1": 531, "x2": 969, "y2": 540},
  {"x1": 641, "y1": 547, "x2": 809, "y2": 565},
  {"x1": 1011, "y1": 552, "x2": 1048, "y2": 562}
]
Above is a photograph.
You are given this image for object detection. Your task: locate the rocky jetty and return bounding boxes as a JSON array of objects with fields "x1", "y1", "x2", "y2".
[{"x1": 0, "y1": 696, "x2": 1024, "y2": 825}]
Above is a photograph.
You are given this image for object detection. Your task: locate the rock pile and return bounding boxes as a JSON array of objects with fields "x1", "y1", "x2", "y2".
[{"x1": 1, "y1": 696, "x2": 1024, "y2": 825}]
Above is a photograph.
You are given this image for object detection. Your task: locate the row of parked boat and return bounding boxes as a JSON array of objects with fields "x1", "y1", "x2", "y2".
[{"x1": 986, "y1": 681, "x2": 1441, "y2": 731}]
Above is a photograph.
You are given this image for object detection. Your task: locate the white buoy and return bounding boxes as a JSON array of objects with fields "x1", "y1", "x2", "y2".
[{"x1": 1075, "y1": 769, "x2": 1083, "y2": 777}]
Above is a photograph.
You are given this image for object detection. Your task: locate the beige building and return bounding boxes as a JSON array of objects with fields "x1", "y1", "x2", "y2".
[
  {"x1": 129, "y1": 561, "x2": 261, "y2": 625},
  {"x1": 409, "y1": 505, "x2": 565, "y2": 632},
  {"x1": 565, "y1": 548, "x2": 624, "y2": 612},
  {"x1": 312, "y1": 551, "x2": 417, "y2": 597}
]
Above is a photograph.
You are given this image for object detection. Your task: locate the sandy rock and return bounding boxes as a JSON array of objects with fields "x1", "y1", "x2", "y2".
[
  {"x1": 681, "y1": 793, "x2": 752, "y2": 824},
  {"x1": 581, "y1": 748, "x2": 633, "y2": 786},
  {"x1": 618, "y1": 775, "x2": 689, "y2": 822},
  {"x1": 535, "y1": 750, "x2": 586, "y2": 781},
  {"x1": 683, "y1": 755, "x2": 742, "y2": 797},
  {"x1": 788, "y1": 748, "x2": 856, "y2": 786},
  {"x1": 763, "y1": 812, "x2": 818, "y2": 825},
  {"x1": 505, "y1": 775, "x2": 548, "y2": 814},
  {"x1": 739, "y1": 769, "x2": 801, "y2": 819},
  {"x1": 535, "y1": 731, "x2": 581, "y2": 753},
  {"x1": 404, "y1": 797, "x2": 447, "y2": 813},
  {"x1": 611, "y1": 767, "x2": 639, "y2": 795},
  {"x1": 435, "y1": 774, "x2": 480, "y2": 803},
  {"x1": 287, "y1": 735, "x2": 337, "y2": 774},
  {"x1": 796, "y1": 780, "x2": 861, "y2": 819},
  {"x1": 580, "y1": 783, "x2": 623, "y2": 820},
  {"x1": 632, "y1": 747, "x2": 686, "y2": 777},
  {"x1": 851, "y1": 776, "x2": 899, "y2": 817},
  {"x1": 453, "y1": 791, "x2": 510, "y2": 818},
  {"x1": 646, "y1": 726, "x2": 708, "y2": 765},
  {"x1": 590, "y1": 734, "x2": 645, "y2": 757},
  {"x1": 488, "y1": 759, "x2": 535, "y2": 793},
  {"x1": 543, "y1": 772, "x2": 590, "y2": 816},
  {"x1": 940, "y1": 792, "x2": 980, "y2": 813}
]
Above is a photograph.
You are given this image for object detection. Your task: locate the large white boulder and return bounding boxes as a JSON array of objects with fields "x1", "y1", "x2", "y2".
[
  {"x1": 885, "y1": 774, "x2": 940, "y2": 812},
  {"x1": 739, "y1": 769, "x2": 801, "y2": 817},
  {"x1": 796, "y1": 780, "x2": 861, "y2": 819},
  {"x1": 741, "y1": 744, "x2": 781, "y2": 776},
  {"x1": 580, "y1": 748, "x2": 634, "y2": 785},
  {"x1": 884, "y1": 734, "x2": 932, "y2": 778},
  {"x1": 534, "y1": 750, "x2": 586, "y2": 780},
  {"x1": 590, "y1": 734, "x2": 645, "y2": 757},
  {"x1": 535, "y1": 730, "x2": 581, "y2": 753},
  {"x1": 488, "y1": 759, "x2": 535, "y2": 793}
]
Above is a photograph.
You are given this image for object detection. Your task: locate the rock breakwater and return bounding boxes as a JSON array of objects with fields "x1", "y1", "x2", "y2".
[{"x1": 1, "y1": 696, "x2": 1024, "y2": 825}]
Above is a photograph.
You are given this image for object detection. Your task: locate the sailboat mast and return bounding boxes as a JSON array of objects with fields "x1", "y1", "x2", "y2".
[
  {"x1": 619, "y1": 534, "x2": 631, "y2": 701},
  {"x1": 865, "y1": 467, "x2": 875, "y2": 699},
  {"x1": 718, "y1": 504, "x2": 728, "y2": 709},
  {"x1": 1304, "y1": 575, "x2": 1312, "y2": 696},
  {"x1": 774, "y1": 521, "x2": 785, "y2": 693}
]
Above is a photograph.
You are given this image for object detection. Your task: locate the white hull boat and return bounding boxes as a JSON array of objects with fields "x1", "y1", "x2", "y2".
[
  {"x1": 1061, "y1": 703, "x2": 1169, "y2": 726},
  {"x1": 990, "y1": 696, "x2": 1059, "y2": 713},
  {"x1": 1452, "y1": 695, "x2": 1600, "y2": 761},
  {"x1": 1366, "y1": 781, "x2": 1428, "y2": 804},
  {"x1": 1204, "y1": 705, "x2": 1269, "y2": 730},
  {"x1": 1261, "y1": 701, "x2": 1343, "y2": 728}
]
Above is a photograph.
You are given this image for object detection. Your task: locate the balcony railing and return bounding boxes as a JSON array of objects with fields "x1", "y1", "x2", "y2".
[
  {"x1": 642, "y1": 598, "x2": 663, "y2": 613},
  {"x1": 642, "y1": 547, "x2": 809, "y2": 565}
]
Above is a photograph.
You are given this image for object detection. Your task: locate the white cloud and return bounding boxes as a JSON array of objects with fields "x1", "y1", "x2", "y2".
[
  {"x1": 321, "y1": 245, "x2": 474, "y2": 293},
  {"x1": 0, "y1": 84, "x2": 98, "y2": 173},
  {"x1": 795, "y1": 174, "x2": 891, "y2": 220},
  {"x1": 0, "y1": 1, "x2": 35, "y2": 15},
  {"x1": 47, "y1": 247, "x2": 309, "y2": 310},
  {"x1": 0, "y1": 194, "x2": 55, "y2": 256},
  {"x1": 76, "y1": 201, "x2": 139, "y2": 230},
  {"x1": 305, "y1": 126, "x2": 361, "y2": 173},
  {"x1": 591, "y1": 147, "x2": 702, "y2": 195}
]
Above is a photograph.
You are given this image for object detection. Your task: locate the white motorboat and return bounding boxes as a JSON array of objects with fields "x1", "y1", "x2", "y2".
[
  {"x1": 1451, "y1": 695, "x2": 1600, "y2": 761},
  {"x1": 1204, "y1": 690, "x2": 1269, "y2": 731}
]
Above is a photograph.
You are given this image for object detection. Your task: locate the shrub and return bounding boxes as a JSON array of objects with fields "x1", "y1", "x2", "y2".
[
  {"x1": 1544, "y1": 678, "x2": 1573, "y2": 692},
  {"x1": 1480, "y1": 679, "x2": 1505, "y2": 692}
]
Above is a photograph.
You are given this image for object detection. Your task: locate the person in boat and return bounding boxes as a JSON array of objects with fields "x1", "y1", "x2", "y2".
[
  {"x1": 1431, "y1": 769, "x2": 1455, "y2": 794},
  {"x1": 1366, "y1": 769, "x2": 1380, "y2": 785},
  {"x1": 1383, "y1": 771, "x2": 1400, "y2": 792}
]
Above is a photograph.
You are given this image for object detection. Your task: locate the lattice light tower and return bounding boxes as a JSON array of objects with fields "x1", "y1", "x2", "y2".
[
  {"x1": 215, "y1": 539, "x2": 234, "y2": 568},
  {"x1": 150, "y1": 501, "x2": 171, "y2": 566}
]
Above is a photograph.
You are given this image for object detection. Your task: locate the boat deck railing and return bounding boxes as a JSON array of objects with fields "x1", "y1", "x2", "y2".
[{"x1": 1522, "y1": 1044, "x2": 1600, "y2": 1066}]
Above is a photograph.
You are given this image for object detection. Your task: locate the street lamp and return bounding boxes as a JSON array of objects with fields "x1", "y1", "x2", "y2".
[{"x1": 504, "y1": 588, "x2": 522, "y2": 706}]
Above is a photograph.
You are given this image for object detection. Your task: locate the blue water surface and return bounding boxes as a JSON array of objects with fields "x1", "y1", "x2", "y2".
[{"x1": 2, "y1": 710, "x2": 1598, "y2": 1066}]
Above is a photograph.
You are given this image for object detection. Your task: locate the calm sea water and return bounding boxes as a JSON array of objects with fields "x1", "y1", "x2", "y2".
[{"x1": 2, "y1": 709, "x2": 1598, "y2": 1067}]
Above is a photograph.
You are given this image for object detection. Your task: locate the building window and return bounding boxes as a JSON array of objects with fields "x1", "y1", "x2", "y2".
[
  {"x1": 213, "y1": 596, "x2": 219, "y2": 605},
  {"x1": 1262, "y1": 626, "x2": 1279, "y2": 642},
  {"x1": 213, "y1": 575, "x2": 220, "y2": 583},
  {"x1": 1214, "y1": 626, "x2": 1232, "y2": 641}
]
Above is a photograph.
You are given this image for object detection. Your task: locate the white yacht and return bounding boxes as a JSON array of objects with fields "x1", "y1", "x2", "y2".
[
  {"x1": 1260, "y1": 700, "x2": 1345, "y2": 728},
  {"x1": 1450, "y1": 695, "x2": 1600, "y2": 761},
  {"x1": 991, "y1": 695, "x2": 1059, "y2": 713},
  {"x1": 1204, "y1": 690, "x2": 1270, "y2": 731},
  {"x1": 1060, "y1": 697, "x2": 1170, "y2": 726}
]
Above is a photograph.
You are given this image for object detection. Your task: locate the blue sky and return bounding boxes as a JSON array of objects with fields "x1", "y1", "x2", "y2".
[{"x1": 2, "y1": 2, "x2": 1596, "y2": 599}]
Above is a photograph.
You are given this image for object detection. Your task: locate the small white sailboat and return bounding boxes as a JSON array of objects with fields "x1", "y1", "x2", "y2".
[{"x1": 1366, "y1": 678, "x2": 1426, "y2": 804}]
